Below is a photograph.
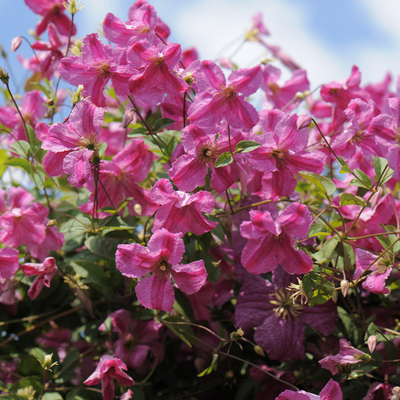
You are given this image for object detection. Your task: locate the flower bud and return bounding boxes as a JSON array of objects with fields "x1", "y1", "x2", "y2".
[
  {"x1": 133, "y1": 203, "x2": 142, "y2": 216},
  {"x1": 219, "y1": 57, "x2": 234, "y2": 70},
  {"x1": 122, "y1": 109, "x2": 135, "y2": 129},
  {"x1": 0, "y1": 67, "x2": 9, "y2": 85},
  {"x1": 341, "y1": 279, "x2": 350, "y2": 297},
  {"x1": 296, "y1": 114, "x2": 312, "y2": 130},
  {"x1": 230, "y1": 327, "x2": 244, "y2": 341},
  {"x1": 47, "y1": 98, "x2": 54, "y2": 106},
  {"x1": 295, "y1": 91, "x2": 304, "y2": 100},
  {"x1": 368, "y1": 334, "x2": 377, "y2": 353},
  {"x1": 303, "y1": 90, "x2": 311, "y2": 97},
  {"x1": 11, "y1": 36, "x2": 22, "y2": 53},
  {"x1": 40, "y1": 353, "x2": 58, "y2": 371},
  {"x1": 254, "y1": 345, "x2": 265, "y2": 357},
  {"x1": 47, "y1": 219, "x2": 57, "y2": 227}
]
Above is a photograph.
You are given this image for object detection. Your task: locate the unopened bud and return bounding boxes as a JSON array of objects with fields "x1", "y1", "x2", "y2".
[
  {"x1": 40, "y1": 353, "x2": 58, "y2": 371},
  {"x1": 122, "y1": 109, "x2": 135, "y2": 129},
  {"x1": 134, "y1": 203, "x2": 142, "y2": 216},
  {"x1": 296, "y1": 114, "x2": 312, "y2": 130},
  {"x1": 47, "y1": 98, "x2": 54, "y2": 106},
  {"x1": 0, "y1": 45, "x2": 6, "y2": 59},
  {"x1": 11, "y1": 36, "x2": 22, "y2": 53},
  {"x1": 303, "y1": 90, "x2": 311, "y2": 97},
  {"x1": 295, "y1": 91, "x2": 304, "y2": 100},
  {"x1": 368, "y1": 334, "x2": 377, "y2": 353},
  {"x1": 341, "y1": 279, "x2": 350, "y2": 297},
  {"x1": 0, "y1": 67, "x2": 9, "y2": 84},
  {"x1": 47, "y1": 219, "x2": 57, "y2": 227},
  {"x1": 218, "y1": 57, "x2": 234, "y2": 70},
  {"x1": 254, "y1": 345, "x2": 265, "y2": 357}
]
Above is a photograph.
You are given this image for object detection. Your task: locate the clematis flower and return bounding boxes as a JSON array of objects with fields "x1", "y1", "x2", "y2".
[
  {"x1": 353, "y1": 249, "x2": 393, "y2": 295},
  {"x1": 0, "y1": 90, "x2": 46, "y2": 143},
  {"x1": 40, "y1": 99, "x2": 104, "y2": 187},
  {"x1": 127, "y1": 39, "x2": 189, "y2": 105},
  {"x1": 319, "y1": 339, "x2": 370, "y2": 375},
  {"x1": 276, "y1": 379, "x2": 342, "y2": 400},
  {"x1": 235, "y1": 267, "x2": 337, "y2": 361},
  {"x1": 168, "y1": 124, "x2": 243, "y2": 193},
  {"x1": 240, "y1": 202, "x2": 313, "y2": 275},
  {"x1": 116, "y1": 229, "x2": 207, "y2": 311},
  {"x1": 99, "y1": 309, "x2": 163, "y2": 369},
  {"x1": 151, "y1": 179, "x2": 217, "y2": 235},
  {"x1": 24, "y1": 0, "x2": 77, "y2": 37},
  {"x1": 59, "y1": 33, "x2": 133, "y2": 107},
  {"x1": 84, "y1": 355, "x2": 135, "y2": 400},
  {"x1": 188, "y1": 61, "x2": 262, "y2": 130},
  {"x1": 0, "y1": 248, "x2": 19, "y2": 280},
  {"x1": 21, "y1": 257, "x2": 58, "y2": 300}
]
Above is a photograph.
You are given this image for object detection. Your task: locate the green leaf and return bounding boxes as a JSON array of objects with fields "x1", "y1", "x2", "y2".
[
  {"x1": 26, "y1": 125, "x2": 38, "y2": 148},
  {"x1": 174, "y1": 289, "x2": 195, "y2": 322},
  {"x1": 128, "y1": 127, "x2": 147, "y2": 136},
  {"x1": 29, "y1": 168, "x2": 45, "y2": 190},
  {"x1": 340, "y1": 193, "x2": 366, "y2": 206},
  {"x1": 373, "y1": 156, "x2": 395, "y2": 185},
  {"x1": 84, "y1": 236, "x2": 121, "y2": 259},
  {"x1": 60, "y1": 216, "x2": 91, "y2": 234},
  {"x1": 338, "y1": 157, "x2": 352, "y2": 173},
  {"x1": 198, "y1": 354, "x2": 218, "y2": 377},
  {"x1": 0, "y1": 150, "x2": 8, "y2": 178},
  {"x1": 313, "y1": 236, "x2": 340, "y2": 263},
  {"x1": 4, "y1": 157, "x2": 31, "y2": 172},
  {"x1": 299, "y1": 171, "x2": 336, "y2": 196},
  {"x1": 9, "y1": 140, "x2": 30, "y2": 158},
  {"x1": 153, "y1": 118, "x2": 175, "y2": 132},
  {"x1": 234, "y1": 140, "x2": 260, "y2": 153},
  {"x1": 214, "y1": 152, "x2": 233, "y2": 168},
  {"x1": 164, "y1": 316, "x2": 198, "y2": 347},
  {"x1": 351, "y1": 169, "x2": 372, "y2": 189},
  {"x1": 309, "y1": 281, "x2": 334, "y2": 306},
  {"x1": 42, "y1": 393, "x2": 64, "y2": 400},
  {"x1": 308, "y1": 223, "x2": 330, "y2": 238},
  {"x1": 343, "y1": 242, "x2": 355, "y2": 270}
]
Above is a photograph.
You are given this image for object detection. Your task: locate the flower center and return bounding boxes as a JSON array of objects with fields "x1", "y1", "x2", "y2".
[
  {"x1": 223, "y1": 86, "x2": 235, "y2": 98},
  {"x1": 153, "y1": 54, "x2": 164, "y2": 67},
  {"x1": 94, "y1": 62, "x2": 111, "y2": 78},
  {"x1": 271, "y1": 149, "x2": 288, "y2": 168},
  {"x1": 158, "y1": 259, "x2": 171, "y2": 274},
  {"x1": 269, "y1": 288, "x2": 304, "y2": 320},
  {"x1": 52, "y1": 4, "x2": 61, "y2": 13},
  {"x1": 198, "y1": 141, "x2": 221, "y2": 166}
]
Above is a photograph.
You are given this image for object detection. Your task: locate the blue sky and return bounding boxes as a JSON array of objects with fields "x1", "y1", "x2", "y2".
[{"x1": 1, "y1": 0, "x2": 399, "y2": 94}]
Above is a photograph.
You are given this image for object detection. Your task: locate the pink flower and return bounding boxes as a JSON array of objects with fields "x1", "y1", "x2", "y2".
[
  {"x1": 319, "y1": 339, "x2": 369, "y2": 375},
  {"x1": 21, "y1": 257, "x2": 58, "y2": 300},
  {"x1": 127, "y1": 39, "x2": 188, "y2": 105},
  {"x1": 151, "y1": 179, "x2": 217, "y2": 235},
  {"x1": 99, "y1": 309, "x2": 163, "y2": 370},
  {"x1": 240, "y1": 202, "x2": 313, "y2": 275},
  {"x1": 0, "y1": 248, "x2": 19, "y2": 280},
  {"x1": 40, "y1": 99, "x2": 104, "y2": 187},
  {"x1": 24, "y1": 0, "x2": 77, "y2": 37},
  {"x1": 59, "y1": 34, "x2": 132, "y2": 107},
  {"x1": 116, "y1": 229, "x2": 207, "y2": 311},
  {"x1": 188, "y1": 61, "x2": 262, "y2": 130},
  {"x1": 84, "y1": 355, "x2": 134, "y2": 400},
  {"x1": 276, "y1": 379, "x2": 342, "y2": 400}
]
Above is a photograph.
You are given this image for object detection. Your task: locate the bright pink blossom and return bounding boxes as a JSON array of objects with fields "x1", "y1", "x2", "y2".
[
  {"x1": 319, "y1": 339, "x2": 368, "y2": 375},
  {"x1": 84, "y1": 355, "x2": 134, "y2": 400},
  {"x1": 151, "y1": 179, "x2": 217, "y2": 235},
  {"x1": 24, "y1": 0, "x2": 77, "y2": 37},
  {"x1": 240, "y1": 202, "x2": 313, "y2": 275},
  {"x1": 169, "y1": 124, "x2": 244, "y2": 193},
  {"x1": 59, "y1": 34, "x2": 132, "y2": 107},
  {"x1": 21, "y1": 257, "x2": 58, "y2": 300},
  {"x1": 40, "y1": 99, "x2": 104, "y2": 187},
  {"x1": 276, "y1": 379, "x2": 342, "y2": 400},
  {"x1": 127, "y1": 39, "x2": 188, "y2": 105},
  {"x1": 0, "y1": 248, "x2": 19, "y2": 280},
  {"x1": 116, "y1": 229, "x2": 207, "y2": 311},
  {"x1": 188, "y1": 61, "x2": 262, "y2": 130}
]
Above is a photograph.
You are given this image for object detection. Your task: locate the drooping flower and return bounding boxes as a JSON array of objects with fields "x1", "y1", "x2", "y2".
[
  {"x1": 21, "y1": 257, "x2": 58, "y2": 300},
  {"x1": 240, "y1": 202, "x2": 313, "y2": 275},
  {"x1": 319, "y1": 339, "x2": 370, "y2": 375},
  {"x1": 276, "y1": 379, "x2": 342, "y2": 400},
  {"x1": 188, "y1": 61, "x2": 262, "y2": 130},
  {"x1": 116, "y1": 229, "x2": 207, "y2": 311},
  {"x1": 84, "y1": 355, "x2": 135, "y2": 400},
  {"x1": 235, "y1": 268, "x2": 337, "y2": 361},
  {"x1": 150, "y1": 178, "x2": 217, "y2": 235}
]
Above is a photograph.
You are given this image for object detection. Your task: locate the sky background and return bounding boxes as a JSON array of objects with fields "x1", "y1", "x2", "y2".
[{"x1": 1, "y1": 0, "x2": 400, "y2": 94}]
